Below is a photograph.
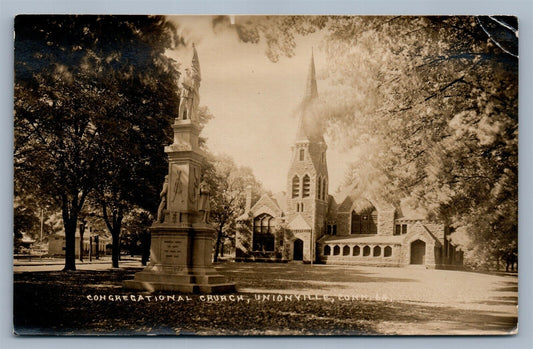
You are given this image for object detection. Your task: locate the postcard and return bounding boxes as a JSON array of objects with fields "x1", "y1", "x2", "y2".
[{"x1": 13, "y1": 15, "x2": 518, "y2": 335}]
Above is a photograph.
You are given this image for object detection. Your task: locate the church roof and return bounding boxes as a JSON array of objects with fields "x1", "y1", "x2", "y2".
[
  {"x1": 319, "y1": 235, "x2": 404, "y2": 245},
  {"x1": 286, "y1": 214, "x2": 312, "y2": 231},
  {"x1": 249, "y1": 193, "x2": 283, "y2": 217}
]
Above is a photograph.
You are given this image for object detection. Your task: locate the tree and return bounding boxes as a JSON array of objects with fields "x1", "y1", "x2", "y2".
[
  {"x1": 203, "y1": 153, "x2": 263, "y2": 262},
  {"x1": 14, "y1": 15, "x2": 183, "y2": 270},
  {"x1": 13, "y1": 197, "x2": 40, "y2": 253},
  {"x1": 221, "y1": 16, "x2": 518, "y2": 268},
  {"x1": 121, "y1": 207, "x2": 153, "y2": 263}
]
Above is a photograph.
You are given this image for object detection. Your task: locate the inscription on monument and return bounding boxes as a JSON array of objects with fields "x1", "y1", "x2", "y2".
[{"x1": 161, "y1": 238, "x2": 185, "y2": 264}]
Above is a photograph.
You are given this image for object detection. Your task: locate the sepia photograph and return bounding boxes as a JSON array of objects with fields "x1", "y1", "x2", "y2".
[{"x1": 13, "y1": 14, "x2": 518, "y2": 336}]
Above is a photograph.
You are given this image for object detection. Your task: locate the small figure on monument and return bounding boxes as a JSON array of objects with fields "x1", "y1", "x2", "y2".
[
  {"x1": 198, "y1": 178, "x2": 211, "y2": 223},
  {"x1": 156, "y1": 175, "x2": 169, "y2": 223}
]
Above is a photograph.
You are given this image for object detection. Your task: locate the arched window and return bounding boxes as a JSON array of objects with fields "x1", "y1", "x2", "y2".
[
  {"x1": 252, "y1": 214, "x2": 275, "y2": 252},
  {"x1": 351, "y1": 208, "x2": 378, "y2": 234},
  {"x1": 384, "y1": 246, "x2": 392, "y2": 257},
  {"x1": 343, "y1": 246, "x2": 350, "y2": 256},
  {"x1": 353, "y1": 246, "x2": 360, "y2": 256},
  {"x1": 261, "y1": 216, "x2": 270, "y2": 232},
  {"x1": 333, "y1": 245, "x2": 340, "y2": 255},
  {"x1": 363, "y1": 246, "x2": 371, "y2": 256},
  {"x1": 292, "y1": 175, "x2": 300, "y2": 198},
  {"x1": 302, "y1": 175, "x2": 310, "y2": 197},
  {"x1": 299, "y1": 148, "x2": 305, "y2": 161},
  {"x1": 322, "y1": 178, "x2": 327, "y2": 200},
  {"x1": 373, "y1": 246, "x2": 381, "y2": 257},
  {"x1": 323, "y1": 245, "x2": 331, "y2": 256}
]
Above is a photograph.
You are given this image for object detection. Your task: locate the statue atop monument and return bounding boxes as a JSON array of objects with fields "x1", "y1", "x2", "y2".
[{"x1": 177, "y1": 43, "x2": 201, "y2": 122}]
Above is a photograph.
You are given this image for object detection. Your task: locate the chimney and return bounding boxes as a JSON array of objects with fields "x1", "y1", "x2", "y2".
[{"x1": 245, "y1": 185, "x2": 252, "y2": 213}]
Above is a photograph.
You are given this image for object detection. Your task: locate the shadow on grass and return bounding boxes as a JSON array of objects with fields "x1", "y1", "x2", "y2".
[{"x1": 13, "y1": 268, "x2": 517, "y2": 336}]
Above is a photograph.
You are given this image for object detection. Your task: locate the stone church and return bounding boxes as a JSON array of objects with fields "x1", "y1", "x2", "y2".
[{"x1": 235, "y1": 53, "x2": 463, "y2": 269}]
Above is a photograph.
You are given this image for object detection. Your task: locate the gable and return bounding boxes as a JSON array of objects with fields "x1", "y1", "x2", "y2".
[
  {"x1": 402, "y1": 221, "x2": 442, "y2": 247},
  {"x1": 287, "y1": 214, "x2": 312, "y2": 231},
  {"x1": 250, "y1": 194, "x2": 282, "y2": 217}
]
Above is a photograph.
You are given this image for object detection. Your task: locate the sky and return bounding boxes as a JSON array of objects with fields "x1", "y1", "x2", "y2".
[{"x1": 166, "y1": 16, "x2": 353, "y2": 193}]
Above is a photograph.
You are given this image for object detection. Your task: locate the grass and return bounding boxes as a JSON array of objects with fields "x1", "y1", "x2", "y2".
[{"x1": 13, "y1": 263, "x2": 518, "y2": 335}]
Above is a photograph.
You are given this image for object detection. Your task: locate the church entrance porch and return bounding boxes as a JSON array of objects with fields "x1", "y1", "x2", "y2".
[
  {"x1": 410, "y1": 239, "x2": 426, "y2": 265},
  {"x1": 293, "y1": 239, "x2": 304, "y2": 261}
]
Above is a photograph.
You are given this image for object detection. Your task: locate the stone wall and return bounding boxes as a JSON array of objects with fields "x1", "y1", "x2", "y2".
[
  {"x1": 288, "y1": 230, "x2": 313, "y2": 262},
  {"x1": 319, "y1": 242, "x2": 402, "y2": 266},
  {"x1": 235, "y1": 218, "x2": 286, "y2": 261},
  {"x1": 378, "y1": 208, "x2": 395, "y2": 235},
  {"x1": 399, "y1": 223, "x2": 439, "y2": 268},
  {"x1": 336, "y1": 212, "x2": 351, "y2": 236}
]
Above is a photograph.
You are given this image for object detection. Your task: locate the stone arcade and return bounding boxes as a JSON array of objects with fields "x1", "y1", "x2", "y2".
[
  {"x1": 235, "y1": 53, "x2": 464, "y2": 269},
  {"x1": 124, "y1": 46, "x2": 235, "y2": 293}
]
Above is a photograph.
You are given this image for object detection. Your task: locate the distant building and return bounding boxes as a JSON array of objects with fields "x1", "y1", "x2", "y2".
[
  {"x1": 235, "y1": 53, "x2": 463, "y2": 269},
  {"x1": 48, "y1": 229, "x2": 109, "y2": 258}
]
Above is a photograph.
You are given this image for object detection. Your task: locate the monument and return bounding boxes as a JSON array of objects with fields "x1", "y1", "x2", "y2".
[{"x1": 124, "y1": 45, "x2": 236, "y2": 293}]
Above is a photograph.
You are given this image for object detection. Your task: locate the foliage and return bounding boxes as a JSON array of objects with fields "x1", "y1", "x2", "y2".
[
  {"x1": 223, "y1": 16, "x2": 518, "y2": 268},
  {"x1": 203, "y1": 153, "x2": 263, "y2": 262},
  {"x1": 14, "y1": 15, "x2": 183, "y2": 270},
  {"x1": 121, "y1": 207, "x2": 153, "y2": 257}
]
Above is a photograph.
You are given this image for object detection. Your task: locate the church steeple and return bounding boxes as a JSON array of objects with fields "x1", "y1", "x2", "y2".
[
  {"x1": 295, "y1": 51, "x2": 321, "y2": 142},
  {"x1": 286, "y1": 49, "x2": 329, "y2": 263},
  {"x1": 303, "y1": 50, "x2": 318, "y2": 103}
]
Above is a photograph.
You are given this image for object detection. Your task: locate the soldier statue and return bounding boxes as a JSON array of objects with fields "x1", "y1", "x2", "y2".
[
  {"x1": 156, "y1": 175, "x2": 169, "y2": 223},
  {"x1": 198, "y1": 179, "x2": 211, "y2": 223}
]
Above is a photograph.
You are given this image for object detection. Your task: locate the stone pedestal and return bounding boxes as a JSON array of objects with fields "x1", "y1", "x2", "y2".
[
  {"x1": 124, "y1": 47, "x2": 235, "y2": 293},
  {"x1": 124, "y1": 223, "x2": 236, "y2": 293}
]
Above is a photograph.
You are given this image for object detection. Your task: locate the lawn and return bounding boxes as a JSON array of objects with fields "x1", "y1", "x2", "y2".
[{"x1": 13, "y1": 263, "x2": 518, "y2": 335}]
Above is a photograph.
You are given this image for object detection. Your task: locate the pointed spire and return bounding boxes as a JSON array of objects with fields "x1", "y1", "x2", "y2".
[
  {"x1": 192, "y1": 43, "x2": 201, "y2": 82},
  {"x1": 295, "y1": 50, "x2": 319, "y2": 142},
  {"x1": 303, "y1": 49, "x2": 318, "y2": 103}
]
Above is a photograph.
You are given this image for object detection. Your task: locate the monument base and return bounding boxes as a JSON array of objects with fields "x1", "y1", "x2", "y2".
[{"x1": 123, "y1": 224, "x2": 236, "y2": 293}]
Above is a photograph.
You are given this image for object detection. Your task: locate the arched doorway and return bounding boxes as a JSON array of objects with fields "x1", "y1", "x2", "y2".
[
  {"x1": 293, "y1": 239, "x2": 304, "y2": 261},
  {"x1": 410, "y1": 240, "x2": 426, "y2": 265}
]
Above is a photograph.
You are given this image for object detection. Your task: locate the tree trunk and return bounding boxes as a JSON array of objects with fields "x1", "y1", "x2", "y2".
[
  {"x1": 63, "y1": 217, "x2": 77, "y2": 271},
  {"x1": 112, "y1": 230, "x2": 120, "y2": 268},
  {"x1": 79, "y1": 223, "x2": 85, "y2": 262},
  {"x1": 102, "y1": 205, "x2": 123, "y2": 268},
  {"x1": 141, "y1": 230, "x2": 151, "y2": 266},
  {"x1": 213, "y1": 226, "x2": 223, "y2": 263}
]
